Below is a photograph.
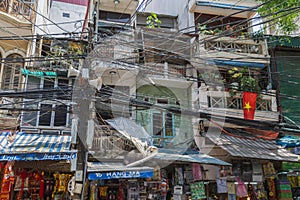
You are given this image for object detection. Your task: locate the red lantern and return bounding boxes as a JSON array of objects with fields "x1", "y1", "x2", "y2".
[{"x1": 242, "y1": 92, "x2": 257, "y2": 120}]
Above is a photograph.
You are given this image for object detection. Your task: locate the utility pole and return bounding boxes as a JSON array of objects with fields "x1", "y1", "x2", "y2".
[{"x1": 74, "y1": 2, "x2": 98, "y2": 198}]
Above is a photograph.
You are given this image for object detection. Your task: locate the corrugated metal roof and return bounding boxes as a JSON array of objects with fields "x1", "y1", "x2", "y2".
[
  {"x1": 88, "y1": 149, "x2": 231, "y2": 170},
  {"x1": 208, "y1": 134, "x2": 299, "y2": 162},
  {"x1": 153, "y1": 149, "x2": 231, "y2": 166},
  {"x1": 154, "y1": 152, "x2": 231, "y2": 166}
]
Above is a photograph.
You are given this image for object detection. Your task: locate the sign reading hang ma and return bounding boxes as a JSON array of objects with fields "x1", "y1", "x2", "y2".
[
  {"x1": 88, "y1": 170, "x2": 154, "y2": 180},
  {"x1": 0, "y1": 152, "x2": 77, "y2": 161}
]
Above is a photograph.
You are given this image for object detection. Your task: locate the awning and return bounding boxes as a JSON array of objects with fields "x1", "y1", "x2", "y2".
[
  {"x1": 87, "y1": 162, "x2": 154, "y2": 180},
  {"x1": 0, "y1": 132, "x2": 76, "y2": 161},
  {"x1": 153, "y1": 149, "x2": 231, "y2": 166},
  {"x1": 212, "y1": 60, "x2": 265, "y2": 69},
  {"x1": 208, "y1": 134, "x2": 299, "y2": 162},
  {"x1": 196, "y1": 1, "x2": 256, "y2": 11},
  {"x1": 87, "y1": 149, "x2": 230, "y2": 179}
]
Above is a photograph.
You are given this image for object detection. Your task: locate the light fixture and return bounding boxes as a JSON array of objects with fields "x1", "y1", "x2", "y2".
[
  {"x1": 114, "y1": 0, "x2": 120, "y2": 4},
  {"x1": 109, "y1": 71, "x2": 117, "y2": 75}
]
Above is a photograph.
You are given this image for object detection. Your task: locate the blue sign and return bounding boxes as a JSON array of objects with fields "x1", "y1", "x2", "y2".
[
  {"x1": 88, "y1": 170, "x2": 154, "y2": 180},
  {"x1": 0, "y1": 152, "x2": 77, "y2": 161},
  {"x1": 22, "y1": 68, "x2": 57, "y2": 77}
]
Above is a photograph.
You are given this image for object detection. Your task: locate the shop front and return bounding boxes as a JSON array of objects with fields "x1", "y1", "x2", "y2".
[
  {"x1": 87, "y1": 163, "x2": 154, "y2": 200},
  {"x1": 151, "y1": 150, "x2": 232, "y2": 200},
  {"x1": 206, "y1": 133, "x2": 299, "y2": 200},
  {"x1": 87, "y1": 148, "x2": 233, "y2": 200},
  {"x1": 0, "y1": 131, "x2": 77, "y2": 200},
  {"x1": 88, "y1": 149, "x2": 231, "y2": 200}
]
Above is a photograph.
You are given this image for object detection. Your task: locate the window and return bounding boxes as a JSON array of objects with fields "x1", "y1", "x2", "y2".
[
  {"x1": 21, "y1": 76, "x2": 72, "y2": 128},
  {"x1": 62, "y1": 12, "x2": 70, "y2": 18},
  {"x1": 136, "y1": 13, "x2": 177, "y2": 29},
  {"x1": 152, "y1": 111, "x2": 174, "y2": 147},
  {"x1": 54, "y1": 104, "x2": 68, "y2": 126},
  {"x1": 136, "y1": 86, "x2": 180, "y2": 147},
  {"x1": 153, "y1": 112, "x2": 163, "y2": 136},
  {"x1": 2, "y1": 54, "x2": 24, "y2": 90},
  {"x1": 99, "y1": 10, "x2": 130, "y2": 23},
  {"x1": 39, "y1": 104, "x2": 52, "y2": 126}
]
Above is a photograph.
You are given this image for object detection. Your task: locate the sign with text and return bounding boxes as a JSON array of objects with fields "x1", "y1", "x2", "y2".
[
  {"x1": 0, "y1": 152, "x2": 77, "y2": 161},
  {"x1": 88, "y1": 170, "x2": 153, "y2": 180}
]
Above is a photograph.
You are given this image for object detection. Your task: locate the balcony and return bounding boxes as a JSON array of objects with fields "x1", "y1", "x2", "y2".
[
  {"x1": 197, "y1": 90, "x2": 279, "y2": 122},
  {"x1": 189, "y1": 0, "x2": 258, "y2": 18},
  {"x1": 0, "y1": 0, "x2": 35, "y2": 23},
  {"x1": 144, "y1": 63, "x2": 186, "y2": 78},
  {"x1": 99, "y1": 0, "x2": 138, "y2": 15},
  {"x1": 142, "y1": 63, "x2": 193, "y2": 89},
  {"x1": 197, "y1": 35, "x2": 269, "y2": 65}
]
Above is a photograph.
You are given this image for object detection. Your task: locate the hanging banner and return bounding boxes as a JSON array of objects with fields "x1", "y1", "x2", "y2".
[
  {"x1": 0, "y1": 152, "x2": 77, "y2": 161},
  {"x1": 88, "y1": 170, "x2": 154, "y2": 180},
  {"x1": 243, "y1": 92, "x2": 257, "y2": 120}
]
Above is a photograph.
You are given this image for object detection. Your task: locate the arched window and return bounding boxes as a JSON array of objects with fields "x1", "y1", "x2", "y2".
[{"x1": 2, "y1": 54, "x2": 24, "y2": 90}]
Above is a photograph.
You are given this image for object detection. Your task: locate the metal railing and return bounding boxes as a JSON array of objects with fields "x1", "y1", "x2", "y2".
[
  {"x1": 207, "y1": 92, "x2": 272, "y2": 111},
  {"x1": 203, "y1": 36, "x2": 264, "y2": 55},
  {"x1": 0, "y1": 0, "x2": 35, "y2": 22},
  {"x1": 145, "y1": 63, "x2": 186, "y2": 78}
]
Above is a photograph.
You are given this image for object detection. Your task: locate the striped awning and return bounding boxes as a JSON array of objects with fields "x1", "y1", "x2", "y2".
[
  {"x1": 0, "y1": 132, "x2": 76, "y2": 161},
  {"x1": 208, "y1": 134, "x2": 299, "y2": 162}
]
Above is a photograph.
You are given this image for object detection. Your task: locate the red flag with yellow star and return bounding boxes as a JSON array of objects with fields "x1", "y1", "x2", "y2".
[{"x1": 243, "y1": 92, "x2": 257, "y2": 120}]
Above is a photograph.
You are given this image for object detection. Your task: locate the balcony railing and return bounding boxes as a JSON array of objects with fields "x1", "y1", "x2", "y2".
[
  {"x1": 196, "y1": 89, "x2": 278, "y2": 121},
  {"x1": 144, "y1": 63, "x2": 186, "y2": 78},
  {"x1": 197, "y1": 35, "x2": 269, "y2": 64},
  {"x1": 204, "y1": 37, "x2": 264, "y2": 55},
  {"x1": 207, "y1": 92, "x2": 273, "y2": 111},
  {"x1": 0, "y1": 0, "x2": 35, "y2": 22}
]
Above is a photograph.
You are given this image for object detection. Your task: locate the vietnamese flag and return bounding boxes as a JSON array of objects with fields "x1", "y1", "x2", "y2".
[{"x1": 243, "y1": 92, "x2": 257, "y2": 120}]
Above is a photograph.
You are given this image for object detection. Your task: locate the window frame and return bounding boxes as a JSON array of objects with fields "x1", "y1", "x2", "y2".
[
  {"x1": 2, "y1": 54, "x2": 24, "y2": 90},
  {"x1": 21, "y1": 75, "x2": 72, "y2": 128},
  {"x1": 151, "y1": 110, "x2": 175, "y2": 147}
]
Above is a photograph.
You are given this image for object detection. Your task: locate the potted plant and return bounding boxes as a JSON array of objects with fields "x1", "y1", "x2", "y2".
[
  {"x1": 201, "y1": 70, "x2": 224, "y2": 91},
  {"x1": 228, "y1": 67, "x2": 261, "y2": 120}
]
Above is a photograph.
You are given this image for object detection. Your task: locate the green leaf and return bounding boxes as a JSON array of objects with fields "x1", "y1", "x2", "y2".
[
  {"x1": 146, "y1": 12, "x2": 162, "y2": 28},
  {"x1": 256, "y1": 0, "x2": 300, "y2": 34}
]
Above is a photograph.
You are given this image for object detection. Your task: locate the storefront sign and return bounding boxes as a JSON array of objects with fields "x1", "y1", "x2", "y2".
[
  {"x1": 22, "y1": 68, "x2": 57, "y2": 77},
  {"x1": 0, "y1": 152, "x2": 77, "y2": 161},
  {"x1": 88, "y1": 170, "x2": 154, "y2": 180}
]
